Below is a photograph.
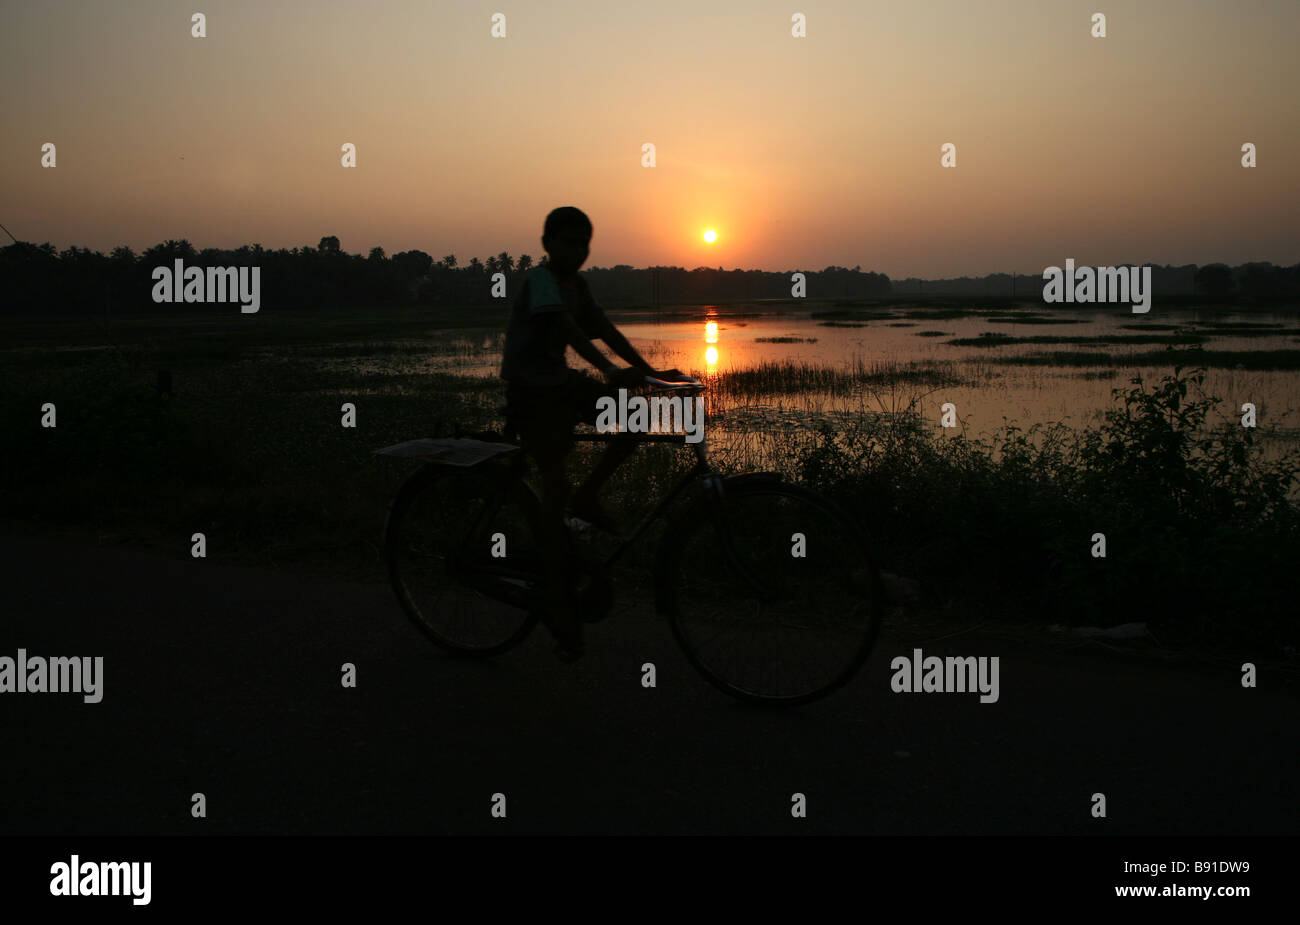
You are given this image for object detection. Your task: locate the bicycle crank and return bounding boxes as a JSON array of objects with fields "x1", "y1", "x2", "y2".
[{"x1": 570, "y1": 556, "x2": 614, "y2": 623}]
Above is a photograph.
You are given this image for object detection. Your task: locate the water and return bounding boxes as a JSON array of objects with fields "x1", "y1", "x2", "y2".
[
  {"x1": 300, "y1": 303, "x2": 1300, "y2": 468},
  {"x1": 621, "y1": 307, "x2": 1300, "y2": 438}
]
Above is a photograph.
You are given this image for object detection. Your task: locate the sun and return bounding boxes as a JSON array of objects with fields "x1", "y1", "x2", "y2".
[{"x1": 703, "y1": 229, "x2": 717, "y2": 243}]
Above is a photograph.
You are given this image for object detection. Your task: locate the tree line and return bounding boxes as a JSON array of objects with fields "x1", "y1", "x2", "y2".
[
  {"x1": 1, "y1": 235, "x2": 1294, "y2": 314},
  {"x1": 0, "y1": 236, "x2": 891, "y2": 313},
  {"x1": 896, "y1": 263, "x2": 1300, "y2": 302}
]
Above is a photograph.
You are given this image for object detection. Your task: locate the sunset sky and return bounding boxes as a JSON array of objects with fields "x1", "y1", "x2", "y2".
[{"x1": 2, "y1": 0, "x2": 1297, "y2": 278}]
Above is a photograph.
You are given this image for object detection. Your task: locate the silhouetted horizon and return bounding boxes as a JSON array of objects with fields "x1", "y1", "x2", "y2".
[{"x1": 4, "y1": 237, "x2": 1298, "y2": 313}]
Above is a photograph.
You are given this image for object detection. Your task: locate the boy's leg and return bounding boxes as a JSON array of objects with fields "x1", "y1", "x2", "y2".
[
  {"x1": 571, "y1": 439, "x2": 637, "y2": 508},
  {"x1": 525, "y1": 415, "x2": 583, "y2": 657},
  {"x1": 569, "y1": 373, "x2": 639, "y2": 516}
]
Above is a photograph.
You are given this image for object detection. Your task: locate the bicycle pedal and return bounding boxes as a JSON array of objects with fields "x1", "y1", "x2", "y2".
[{"x1": 565, "y1": 514, "x2": 624, "y2": 539}]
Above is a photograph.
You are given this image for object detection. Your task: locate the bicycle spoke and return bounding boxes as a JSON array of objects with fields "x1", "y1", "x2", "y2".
[
  {"x1": 386, "y1": 464, "x2": 541, "y2": 654},
  {"x1": 668, "y1": 482, "x2": 881, "y2": 703}
]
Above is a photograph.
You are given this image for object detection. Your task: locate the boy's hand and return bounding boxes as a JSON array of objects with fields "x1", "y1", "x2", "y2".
[{"x1": 604, "y1": 366, "x2": 647, "y2": 389}]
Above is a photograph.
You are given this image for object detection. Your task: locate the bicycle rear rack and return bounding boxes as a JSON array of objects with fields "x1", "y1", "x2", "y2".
[{"x1": 372, "y1": 437, "x2": 520, "y2": 467}]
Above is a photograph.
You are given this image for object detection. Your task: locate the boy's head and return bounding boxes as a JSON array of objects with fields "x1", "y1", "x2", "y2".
[{"x1": 541, "y1": 206, "x2": 592, "y2": 278}]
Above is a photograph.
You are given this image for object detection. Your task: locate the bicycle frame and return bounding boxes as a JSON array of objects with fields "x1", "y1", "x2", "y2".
[
  {"x1": 389, "y1": 375, "x2": 883, "y2": 701},
  {"x1": 458, "y1": 379, "x2": 782, "y2": 600},
  {"x1": 568, "y1": 431, "x2": 715, "y2": 568}
]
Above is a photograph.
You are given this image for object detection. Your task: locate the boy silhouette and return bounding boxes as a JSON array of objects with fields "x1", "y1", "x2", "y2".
[{"x1": 501, "y1": 206, "x2": 683, "y2": 661}]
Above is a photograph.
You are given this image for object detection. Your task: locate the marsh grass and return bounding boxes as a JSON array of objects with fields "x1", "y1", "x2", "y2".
[
  {"x1": 1190, "y1": 321, "x2": 1291, "y2": 331},
  {"x1": 703, "y1": 359, "x2": 968, "y2": 401},
  {"x1": 893, "y1": 309, "x2": 979, "y2": 320},
  {"x1": 984, "y1": 315, "x2": 1091, "y2": 325},
  {"x1": 788, "y1": 364, "x2": 1299, "y2": 647},
  {"x1": 946, "y1": 333, "x2": 1207, "y2": 348},
  {"x1": 1186, "y1": 324, "x2": 1293, "y2": 337},
  {"x1": 987, "y1": 347, "x2": 1300, "y2": 369}
]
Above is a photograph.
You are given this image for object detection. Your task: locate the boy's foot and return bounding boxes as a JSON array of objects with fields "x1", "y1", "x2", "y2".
[
  {"x1": 552, "y1": 637, "x2": 585, "y2": 663},
  {"x1": 567, "y1": 495, "x2": 622, "y2": 535},
  {"x1": 541, "y1": 602, "x2": 585, "y2": 662}
]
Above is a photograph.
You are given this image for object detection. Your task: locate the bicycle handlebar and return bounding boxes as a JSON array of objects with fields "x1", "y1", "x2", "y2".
[{"x1": 643, "y1": 374, "x2": 704, "y2": 390}]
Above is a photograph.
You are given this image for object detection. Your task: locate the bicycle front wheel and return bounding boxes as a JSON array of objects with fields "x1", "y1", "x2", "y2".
[
  {"x1": 384, "y1": 461, "x2": 543, "y2": 656},
  {"x1": 660, "y1": 479, "x2": 884, "y2": 706}
]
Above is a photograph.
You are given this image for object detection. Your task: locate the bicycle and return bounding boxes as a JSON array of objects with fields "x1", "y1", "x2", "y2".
[{"x1": 376, "y1": 375, "x2": 886, "y2": 706}]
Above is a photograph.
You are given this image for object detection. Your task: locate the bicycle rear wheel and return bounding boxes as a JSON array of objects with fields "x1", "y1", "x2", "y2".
[
  {"x1": 659, "y1": 479, "x2": 884, "y2": 705},
  {"x1": 385, "y1": 461, "x2": 543, "y2": 655}
]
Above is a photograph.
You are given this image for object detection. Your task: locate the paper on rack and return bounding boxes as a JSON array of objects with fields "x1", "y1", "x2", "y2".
[{"x1": 372, "y1": 438, "x2": 519, "y2": 466}]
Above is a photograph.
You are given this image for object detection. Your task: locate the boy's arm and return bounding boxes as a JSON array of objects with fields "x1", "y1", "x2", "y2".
[
  {"x1": 568, "y1": 281, "x2": 684, "y2": 382},
  {"x1": 593, "y1": 316, "x2": 655, "y2": 372},
  {"x1": 557, "y1": 312, "x2": 618, "y2": 377},
  {"x1": 574, "y1": 290, "x2": 655, "y2": 371}
]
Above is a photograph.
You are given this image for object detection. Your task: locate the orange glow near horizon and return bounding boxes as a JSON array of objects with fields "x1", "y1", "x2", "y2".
[{"x1": 2, "y1": 1, "x2": 1297, "y2": 277}]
